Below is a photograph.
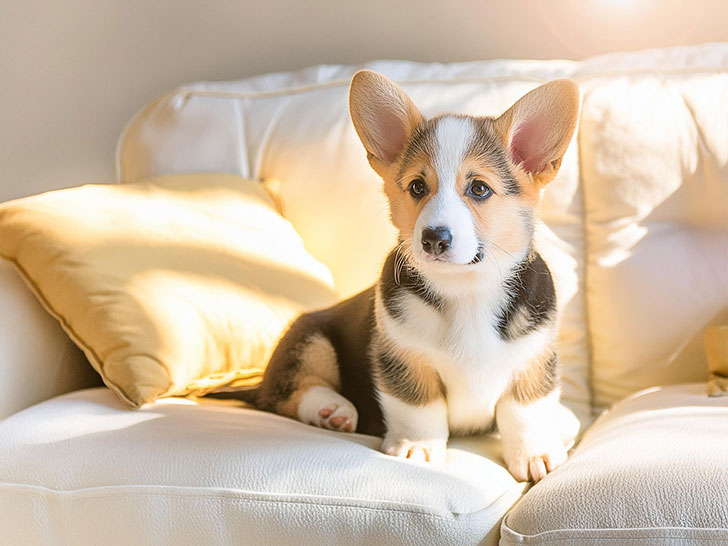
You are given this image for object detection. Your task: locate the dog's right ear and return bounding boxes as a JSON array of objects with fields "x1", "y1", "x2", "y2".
[{"x1": 349, "y1": 70, "x2": 423, "y2": 177}]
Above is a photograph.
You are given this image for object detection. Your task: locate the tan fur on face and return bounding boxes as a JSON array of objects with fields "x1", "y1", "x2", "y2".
[
  {"x1": 350, "y1": 73, "x2": 580, "y2": 265},
  {"x1": 457, "y1": 154, "x2": 535, "y2": 259},
  {"x1": 386, "y1": 116, "x2": 538, "y2": 262},
  {"x1": 385, "y1": 119, "x2": 442, "y2": 242}
]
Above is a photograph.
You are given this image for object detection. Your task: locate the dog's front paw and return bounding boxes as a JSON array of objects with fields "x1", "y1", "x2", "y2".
[
  {"x1": 503, "y1": 439, "x2": 568, "y2": 483},
  {"x1": 381, "y1": 436, "x2": 447, "y2": 464}
]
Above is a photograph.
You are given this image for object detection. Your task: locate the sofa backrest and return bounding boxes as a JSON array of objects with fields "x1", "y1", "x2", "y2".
[{"x1": 117, "y1": 43, "x2": 728, "y2": 419}]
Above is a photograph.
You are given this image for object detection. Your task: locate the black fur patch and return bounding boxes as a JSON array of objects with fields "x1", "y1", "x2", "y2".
[
  {"x1": 379, "y1": 248, "x2": 443, "y2": 320},
  {"x1": 496, "y1": 251, "x2": 556, "y2": 341}
]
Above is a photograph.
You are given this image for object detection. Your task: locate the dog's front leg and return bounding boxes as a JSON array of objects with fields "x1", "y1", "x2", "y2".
[
  {"x1": 496, "y1": 390, "x2": 579, "y2": 482},
  {"x1": 378, "y1": 392, "x2": 449, "y2": 463}
]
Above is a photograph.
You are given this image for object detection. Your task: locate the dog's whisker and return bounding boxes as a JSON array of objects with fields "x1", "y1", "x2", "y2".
[
  {"x1": 483, "y1": 247, "x2": 505, "y2": 283},
  {"x1": 490, "y1": 240, "x2": 516, "y2": 260},
  {"x1": 393, "y1": 243, "x2": 404, "y2": 285}
]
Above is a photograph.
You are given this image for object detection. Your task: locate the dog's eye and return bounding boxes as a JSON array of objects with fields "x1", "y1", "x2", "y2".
[
  {"x1": 468, "y1": 180, "x2": 493, "y2": 199},
  {"x1": 408, "y1": 178, "x2": 428, "y2": 199}
]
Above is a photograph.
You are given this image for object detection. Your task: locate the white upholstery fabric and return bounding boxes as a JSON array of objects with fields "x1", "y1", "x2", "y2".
[
  {"x1": 500, "y1": 383, "x2": 728, "y2": 545},
  {"x1": 0, "y1": 259, "x2": 99, "y2": 419},
  {"x1": 117, "y1": 57, "x2": 592, "y2": 425},
  {"x1": 578, "y1": 63, "x2": 728, "y2": 410},
  {"x1": 0, "y1": 388, "x2": 525, "y2": 546}
]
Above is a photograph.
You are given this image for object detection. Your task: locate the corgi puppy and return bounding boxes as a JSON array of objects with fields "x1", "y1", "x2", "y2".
[{"x1": 224, "y1": 71, "x2": 581, "y2": 482}]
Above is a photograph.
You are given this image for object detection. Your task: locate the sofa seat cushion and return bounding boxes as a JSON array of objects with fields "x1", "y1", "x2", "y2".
[
  {"x1": 500, "y1": 383, "x2": 728, "y2": 545},
  {"x1": 0, "y1": 388, "x2": 525, "y2": 546}
]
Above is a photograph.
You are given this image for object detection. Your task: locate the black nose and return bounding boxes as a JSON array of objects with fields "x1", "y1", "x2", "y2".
[{"x1": 421, "y1": 226, "x2": 452, "y2": 256}]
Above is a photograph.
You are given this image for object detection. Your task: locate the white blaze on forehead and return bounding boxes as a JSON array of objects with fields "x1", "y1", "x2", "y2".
[
  {"x1": 433, "y1": 116, "x2": 475, "y2": 186},
  {"x1": 414, "y1": 116, "x2": 480, "y2": 265}
]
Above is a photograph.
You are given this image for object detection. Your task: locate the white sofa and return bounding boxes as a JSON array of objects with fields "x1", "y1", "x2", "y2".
[{"x1": 2, "y1": 43, "x2": 728, "y2": 545}]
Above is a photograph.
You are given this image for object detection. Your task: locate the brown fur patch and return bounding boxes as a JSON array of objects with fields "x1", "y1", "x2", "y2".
[
  {"x1": 509, "y1": 348, "x2": 560, "y2": 404},
  {"x1": 466, "y1": 117, "x2": 522, "y2": 196}
]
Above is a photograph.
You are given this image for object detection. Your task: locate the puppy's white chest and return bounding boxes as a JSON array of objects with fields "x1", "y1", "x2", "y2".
[
  {"x1": 436, "y1": 309, "x2": 516, "y2": 433},
  {"x1": 382, "y1": 290, "x2": 545, "y2": 434},
  {"x1": 383, "y1": 293, "x2": 508, "y2": 430}
]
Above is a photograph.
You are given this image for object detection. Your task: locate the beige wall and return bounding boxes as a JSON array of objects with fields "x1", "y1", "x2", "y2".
[{"x1": 2, "y1": 0, "x2": 727, "y2": 202}]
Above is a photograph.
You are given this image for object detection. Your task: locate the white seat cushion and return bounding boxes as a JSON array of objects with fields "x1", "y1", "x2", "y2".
[
  {"x1": 0, "y1": 388, "x2": 525, "y2": 546},
  {"x1": 500, "y1": 383, "x2": 728, "y2": 545}
]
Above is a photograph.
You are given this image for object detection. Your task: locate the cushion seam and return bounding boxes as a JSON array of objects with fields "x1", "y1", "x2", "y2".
[
  {"x1": 575, "y1": 86, "x2": 597, "y2": 418},
  {"x1": 502, "y1": 532, "x2": 728, "y2": 543},
  {"x1": 164, "y1": 67, "x2": 728, "y2": 102},
  {"x1": 0, "y1": 482, "x2": 509, "y2": 522},
  {"x1": 501, "y1": 502, "x2": 728, "y2": 542}
]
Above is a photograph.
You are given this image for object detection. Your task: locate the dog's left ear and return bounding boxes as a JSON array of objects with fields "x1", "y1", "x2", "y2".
[{"x1": 495, "y1": 79, "x2": 580, "y2": 187}]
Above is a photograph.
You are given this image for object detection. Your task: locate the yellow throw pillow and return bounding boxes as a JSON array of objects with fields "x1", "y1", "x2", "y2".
[{"x1": 0, "y1": 173, "x2": 337, "y2": 407}]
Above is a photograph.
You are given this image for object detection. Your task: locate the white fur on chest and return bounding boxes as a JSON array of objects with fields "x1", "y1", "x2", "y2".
[{"x1": 378, "y1": 286, "x2": 550, "y2": 434}]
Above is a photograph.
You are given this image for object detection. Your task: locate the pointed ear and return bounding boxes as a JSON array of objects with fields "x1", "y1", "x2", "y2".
[
  {"x1": 495, "y1": 79, "x2": 580, "y2": 186},
  {"x1": 349, "y1": 70, "x2": 423, "y2": 175}
]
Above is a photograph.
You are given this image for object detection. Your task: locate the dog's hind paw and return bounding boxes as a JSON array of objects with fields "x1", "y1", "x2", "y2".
[{"x1": 298, "y1": 385, "x2": 358, "y2": 433}]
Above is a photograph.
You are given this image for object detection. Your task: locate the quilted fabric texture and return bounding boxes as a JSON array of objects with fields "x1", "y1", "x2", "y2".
[
  {"x1": 501, "y1": 384, "x2": 728, "y2": 544},
  {"x1": 0, "y1": 388, "x2": 526, "y2": 546},
  {"x1": 0, "y1": 174, "x2": 336, "y2": 407}
]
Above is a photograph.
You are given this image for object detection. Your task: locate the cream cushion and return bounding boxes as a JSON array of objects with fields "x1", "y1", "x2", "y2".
[
  {"x1": 0, "y1": 388, "x2": 525, "y2": 546},
  {"x1": 0, "y1": 174, "x2": 336, "y2": 407},
  {"x1": 579, "y1": 66, "x2": 728, "y2": 410},
  {"x1": 501, "y1": 383, "x2": 728, "y2": 544},
  {"x1": 0, "y1": 260, "x2": 98, "y2": 419}
]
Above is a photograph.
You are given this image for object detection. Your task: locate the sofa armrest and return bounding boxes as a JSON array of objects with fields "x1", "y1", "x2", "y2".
[{"x1": 0, "y1": 259, "x2": 101, "y2": 419}]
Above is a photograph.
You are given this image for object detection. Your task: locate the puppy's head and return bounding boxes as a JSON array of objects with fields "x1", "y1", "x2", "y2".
[{"x1": 349, "y1": 71, "x2": 579, "y2": 275}]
